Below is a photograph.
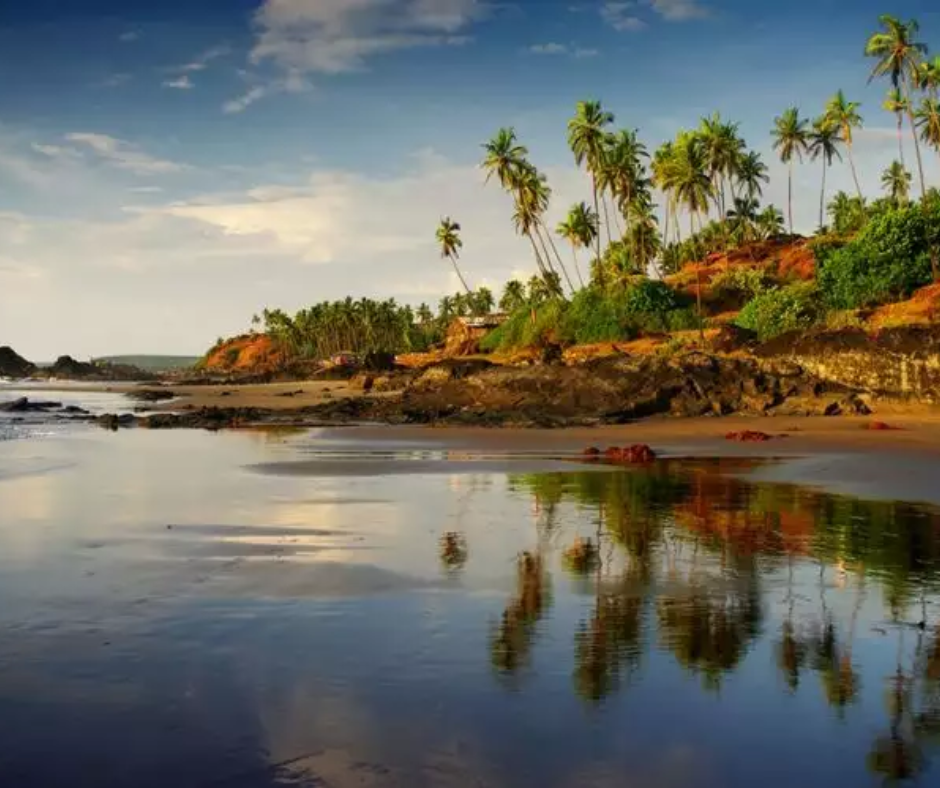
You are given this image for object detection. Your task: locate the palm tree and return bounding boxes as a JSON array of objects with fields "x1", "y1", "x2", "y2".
[
  {"x1": 809, "y1": 118, "x2": 843, "y2": 230},
  {"x1": 699, "y1": 113, "x2": 743, "y2": 220},
  {"x1": 915, "y1": 98, "x2": 940, "y2": 164},
  {"x1": 499, "y1": 280, "x2": 526, "y2": 313},
  {"x1": 735, "y1": 151, "x2": 770, "y2": 201},
  {"x1": 557, "y1": 202, "x2": 598, "y2": 289},
  {"x1": 866, "y1": 14, "x2": 929, "y2": 198},
  {"x1": 772, "y1": 107, "x2": 810, "y2": 234},
  {"x1": 882, "y1": 160, "x2": 912, "y2": 205},
  {"x1": 914, "y1": 55, "x2": 940, "y2": 99},
  {"x1": 756, "y1": 205, "x2": 785, "y2": 240},
  {"x1": 824, "y1": 90, "x2": 865, "y2": 199},
  {"x1": 726, "y1": 196, "x2": 760, "y2": 245},
  {"x1": 517, "y1": 163, "x2": 575, "y2": 294},
  {"x1": 435, "y1": 217, "x2": 472, "y2": 295},
  {"x1": 481, "y1": 127, "x2": 529, "y2": 190},
  {"x1": 884, "y1": 89, "x2": 910, "y2": 166},
  {"x1": 568, "y1": 100, "x2": 615, "y2": 266},
  {"x1": 626, "y1": 204, "x2": 661, "y2": 274}
]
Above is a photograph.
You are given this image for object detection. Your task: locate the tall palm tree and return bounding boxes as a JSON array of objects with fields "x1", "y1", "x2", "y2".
[
  {"x1": 652, "y1": 141, "x2": 679, "y2": 245},
  {"x1": 882, "y1": 160, "x2": 912, "y2": 205},
  {"x1": 517, "y1": 164, "x2": 576, "y2": 294},
  {"x1": 883, "y1": 89, "x2": 910, "y2": 166},
  {"x1": 866, "y1": 14, "x2": 929, "y2": 198},
  {"x1": 772, "y1": 107, "x2": 810, "y2": 234},
  {"x1": 915, "y1": 98, "x2": 940, "y2": 164},
  {"x1": 735, "y1": 151, "x2": 770, "y2": 201},
  {"x1": 824, "y1": 90, "x2": 865, "y2": 199},
  {"x1": 557, "y1": 202, "x2": 598, "y2": 289},
  {"x1": 914, "y1": 55, "x2": 940, "y2": 100},
  {"x1": 809, "y1": 118, "x2": 843, "y2": 230},
  {"x1": 698, "y1": 113, "x2": 743, "y2": 220},
  {"x1": 481, "y1": 127, "x2": 529, "y2": 190},
  {"x1": 568, "y1": 100, "x2": 615, "y2": 266},
  {"x1": 436, "y1": 217, "x2": 472, "y2": 295}
]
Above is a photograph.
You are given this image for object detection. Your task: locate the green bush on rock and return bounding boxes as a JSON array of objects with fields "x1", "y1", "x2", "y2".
[
  {"x1": 817, "y1": 200, "x2": 938, "y2": 309},
  {"x1": 736, "y1": 282, "x2": 820, "y2": 341}
]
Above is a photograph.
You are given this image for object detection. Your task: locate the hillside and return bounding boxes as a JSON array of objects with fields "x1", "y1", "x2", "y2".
[{"x1": 94, "y1": 355, "x2": 199, "y2": 372}]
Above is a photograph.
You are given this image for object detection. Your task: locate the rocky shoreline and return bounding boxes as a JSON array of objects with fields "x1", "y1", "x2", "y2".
[{"x1": 74, "y1": 352, "x2": 877, "y2": 431}]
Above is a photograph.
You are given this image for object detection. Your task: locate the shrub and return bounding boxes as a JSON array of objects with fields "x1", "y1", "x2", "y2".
[
  {"x1": 622, "y1": 279, "x2": 680, "y2": 314},
  {"x1": 710, "y1": 266, "x2": 774, "y2": 304},
  {"x1": 817, "y1": 202, "x2": 937, "y2": 309},
  {"x1": 736, "y1": 282, "x2": 821, "y2": 341}
]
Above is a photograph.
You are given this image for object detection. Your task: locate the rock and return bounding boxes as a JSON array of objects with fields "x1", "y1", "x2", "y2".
[
  {"x1": 62, "y1": 405, "x2": 90, "y2": 415},
  {"x1": 710, "y1": 324, "x2": 758, "y2": 353},
  {"x1": 362, "y1": 351, "x2": 396, "y2": 372},
  {"x1": 127, "y1": 389, "x2": 176, "y2": 402},
  {"x1": 725, "y1": 430, "x2": 774, "y2": 442},
  {"x1": 538, "y1": 344, "x2": 563, "y2": 365},
  {"x1": 604, "y1": 444, "x2": 657, "y2": 463},
  {"x1": 582, "y1": 446, "x2": 601, "y2": 458},
  {"x1": 412, "y1": 366, "x2": 454, "y2": 392},
  {"x1": 0, "y1": 346, "x2": 36, "y2": 379},
  {"x1": 867, "y1": 421, "x2": 902, "y2": 431},
  {"x1": 96, "y1": 413, "x2": 137, "y2": 430},
  {"x1": 824, "y1": 402, "x2": 843, "y2": 417},
  {"x1": 0, "y1": 397, "x2": 62, "y2": 412},
  {"x1": 349, "y1": 373, "x2": 375, "y2": 392}
]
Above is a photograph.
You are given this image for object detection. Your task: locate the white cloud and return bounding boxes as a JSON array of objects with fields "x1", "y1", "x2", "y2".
[
  {"x1": 574, "y1": 47, "x2": 600, "y2": 58},
  {"x1": 601, "y1": 3, "x2": 646, "y2": 31},
  {"x1": 529, "y1": 42, "x2": 568, "y2": 55},
  {"x1": 119, "y1": 30, "x2": 139, "y2": 43},
  {"x1": 128, "y1": 186, "x2": 164, "y2": 194},
  {"x1": 64, "y1": 133, "x2": 188, "y2": 175},
  {"x1": 178, "y1": 45, "x2": 231, "y2": 73},
  {"x1": 647, "y1": 0, "x2": 709, "y2": 21},
  {"x1": 31, "y1": 143, "x2": 82, "y2": 160},
  {"x1": 249, "y1": 0, "x2": 483, "y2": 75},
  {"x1": 223, "y1": 86, "x2": 268, "y2": 114},
  {"x1": 162, "y1": 75, "x2": 195, "y2": 90}
]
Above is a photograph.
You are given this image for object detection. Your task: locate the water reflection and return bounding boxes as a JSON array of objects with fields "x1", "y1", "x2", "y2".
[{"x1": 508, "y1": 461, "x2": 940, "y2": 779}]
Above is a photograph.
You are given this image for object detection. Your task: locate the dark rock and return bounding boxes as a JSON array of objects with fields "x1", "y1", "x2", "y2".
[
  {"x1": 709, "y1": 325, "x2": 758, "y2": 353},
  {"x1": 0, "y1": 397, "x2": 62, "y2": 412},
  {"x1": 824, "y1": 402, "x2": 843, "y2": 417},
  {"x1": 126, "y1": 389, "x2": 177, "y2": 403},
  {"x1": 604, "y1": 444, "x2": 657, "y2": 463},
  {"x1": 349, "y1": 374, "x2": 375, "y2": 392},
  {"x1": 362, "y1": 351, "x2": 396, "y2": 372},
  {"x1": 538, "y1": 344, "x2": 563, "y2": 365},
  {"x1": 0, "y1": 346, "x2": 36, "y2": 378},
  {"x1": 62, "y1": 405, "x2": 90, "y2": 415},
  {"x1": 96, "y1": 413, "x2": 137, "y2": 430}
]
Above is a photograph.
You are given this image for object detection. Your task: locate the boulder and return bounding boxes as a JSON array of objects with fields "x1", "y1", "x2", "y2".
[{"x1": 0, "y1": 346, "x2": 35, "y2": 378}]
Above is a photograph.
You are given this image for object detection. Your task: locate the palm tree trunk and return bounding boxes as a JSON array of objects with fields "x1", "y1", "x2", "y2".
[
  {"x1": 450, "y1": 255, "x2": 473, "y2": 295},
  {"x1": 897, "y1": 113, "x2": 906, "y2": 166},
  {"x1": 904, "y1": 84, "x2": 928, "y2": 199},
  {"x1": 819, "y1": 161, "x2": 827, "y2": 230},
  {"x1": 787, "y1": 159, "x2": 794, "y2": 235},
  {"x1": 538, "y1": 224, "x2": 575, "y2": 295},
  {"x1": 847, "y1": 143, "x2": 863, "y2": 201},
  {"x1": 601, "y1": 193, "x2": 614, "y2": 247},
  {"x1": 591, "y1": 175, "x2": 603, "y2": 266},
  {"x1": 571, "y1": 244, "x2": 585, "y2": 289},
  {"x1": 526, "y1": 233, "x2": 549, "y2": 281}
]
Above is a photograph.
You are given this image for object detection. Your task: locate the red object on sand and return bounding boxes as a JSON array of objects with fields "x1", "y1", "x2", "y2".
[
  {"x1": 725, "y1": 430, "x2": 773, "y2": 442},
  {"x1": 867, "y1": 421, "x2": 902, "y2": 431},
  {"x1": 602, "y1": 444, "x2": 657, "y2": 463}
]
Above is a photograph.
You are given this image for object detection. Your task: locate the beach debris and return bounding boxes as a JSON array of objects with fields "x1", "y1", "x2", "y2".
[
  {"x1": 725, "y1": 430, "x2": 774, "y2": 442},
  {"x1": 603, "y1": 444, "x2": 657, "y2": 463},
  {"x1": 439, "y1": 531, "x2": 468, "y2": 570},
  {"x1": 562, "y1": 537, "x2": 600, "y2": 575},
  {"x1": 867, "y1": 421, "x2": 902, "y2": 431}
]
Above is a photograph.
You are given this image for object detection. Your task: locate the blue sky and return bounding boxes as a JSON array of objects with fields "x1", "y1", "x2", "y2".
[{"x1": 1, "y1": 0, "x2": 939, "y2": 358}]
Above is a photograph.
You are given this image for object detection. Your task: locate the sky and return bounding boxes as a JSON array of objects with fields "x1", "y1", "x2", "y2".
[{"x1": 1, "y1": 0, "x2": 939, "y2": 360}]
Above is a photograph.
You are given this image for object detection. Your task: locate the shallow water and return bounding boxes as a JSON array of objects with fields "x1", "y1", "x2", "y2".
[{"x1": 1, "y1": 423, "x2": 939, "y2": 787}]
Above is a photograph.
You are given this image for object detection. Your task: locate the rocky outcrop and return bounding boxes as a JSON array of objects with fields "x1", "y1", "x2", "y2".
[
  {"x1": 757, "y1": 326, "x2": 940, "y2": 402},
  {"x1": 0, "y1": 347, "x2": 35, "y2": 379},
  {"x1": 41, "y1": 355, "x2": 154, "y2": 382}
]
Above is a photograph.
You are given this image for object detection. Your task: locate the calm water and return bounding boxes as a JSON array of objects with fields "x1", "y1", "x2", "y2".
[{"x1": 1, "y1": 418, "x2": 939, "y2": 787}]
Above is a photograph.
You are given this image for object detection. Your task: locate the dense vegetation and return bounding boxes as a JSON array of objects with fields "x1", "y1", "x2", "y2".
[{"x1": 236, "y1": 14, "x2": 940, "y2": 361}]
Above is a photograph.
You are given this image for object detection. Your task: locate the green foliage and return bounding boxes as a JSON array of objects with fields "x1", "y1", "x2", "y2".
[
  {"x1": 817, "y1": 201, "x2": 937, "y2": 309},
  {"x1": 736, "y1": 282, "x2": 821, "y2": 341},
  {"x1": 483, "y1": 281, "x2": 692, "y2": 351},
  {"x1": 710, "y1": 267, "x2": 774, "y2": 302}
]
